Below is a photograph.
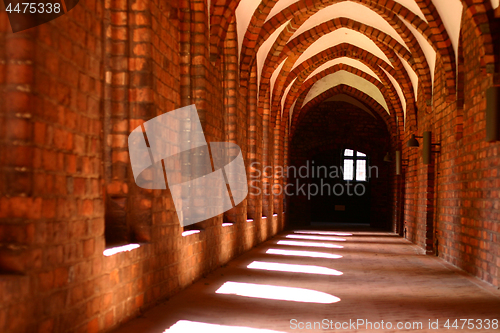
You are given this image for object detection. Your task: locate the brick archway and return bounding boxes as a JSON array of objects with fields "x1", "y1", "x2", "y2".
[
  {"x1": 238, "y1": 0, "x2": 455, "y2": 99},
  {"x1": 275, "y1": 46, "x2": 411, "y2": 140},
  {"x1": 290, "y1": 84, "x2": 396, "y2": 140},
  {"x1": 261, "y1": 21, "x2": 424, "y2": 129}
]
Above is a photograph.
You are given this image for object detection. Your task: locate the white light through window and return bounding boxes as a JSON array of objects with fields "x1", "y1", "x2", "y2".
[
  {"x1": 103, "y1": 244, "x2": 140, "y2": 257},
  {"x1": 216, "y1": 281, "x2": 340, "y2": 303},
  {"x1": 343, "y1": 159, "x2": 354, "y2": 180},
  {"x1": 344, "y1": 149, "x2": 354, "y2": 156},
  {"x1": 182, "y1": 230, "x2": 201, "y2": 237},
  {"x1": 356, "y1": 160, "x2": 367, "y2": 181},
  {"x1": 343, "y1": 149, "x2": 368, "y2": 181}
]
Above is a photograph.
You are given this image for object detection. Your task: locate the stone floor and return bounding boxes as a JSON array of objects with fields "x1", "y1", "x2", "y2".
[{"x1": 111, "y1": 228, "x2": 500, "y2": 332}]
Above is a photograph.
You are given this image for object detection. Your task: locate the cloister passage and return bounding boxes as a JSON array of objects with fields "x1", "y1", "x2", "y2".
[
  {"x1": 1, "y1": 1, "x2": 500, "y2": 333},
  {"x1": 111, "y1": 228, "x2": 500, "y2": 333}
]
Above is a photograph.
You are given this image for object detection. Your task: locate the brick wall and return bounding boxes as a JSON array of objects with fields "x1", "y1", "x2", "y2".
[
  {"x1": 1, "y1": 1, "x2": 106, "y2": 333},
  {"x1": 1, "y1": 1, "x2": 500, "y2": 332},
  {"x1": 403, "y1": 10, "x2": 500, "y2": 286},
  {"x1": 0, "y1": 0, "x2": 285, "y2": 332}
]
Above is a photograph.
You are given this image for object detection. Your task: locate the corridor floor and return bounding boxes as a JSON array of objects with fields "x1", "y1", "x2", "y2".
[{"x1": 111, "y1": 228, "x2": 500, "y2": 332}]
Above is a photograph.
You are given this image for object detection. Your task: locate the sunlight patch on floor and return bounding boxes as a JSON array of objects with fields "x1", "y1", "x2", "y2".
[
  {"x1": 294, "y1": 230, "x2": 353, "y2": 236},
  {"x1": 266, "y1": 248, "x2": 342, "y2": 259},
  {"x1": 286, "y1": 234, "x2": 346, "y2": 242},
  {"x1": 215, "y1": 281, "x2": 341, "y2": 303},
  {"x1": 164, "y1": 320, "x2": 287, "y2": 332},
  {"x1": 277, "y1": 240, "x2": 344, "y2": 249},
  {"x1": 247, "y1": 261, "x2": 343, "y2": 275}
]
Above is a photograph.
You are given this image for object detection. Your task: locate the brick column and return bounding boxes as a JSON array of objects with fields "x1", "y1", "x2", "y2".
[
  {"x1": 222, "y1": 16, "x2": 239, "y2": 223},
  {"x1": 261, "y1": 93, "x2": 272, "y2": 219},
  {"x1": 246, "y1": 64, "x2": 259, "y2": 220},
  {"x1": 0, "y1": 20, "x2": 37, "y2": 274},
  {"x1": 103, "y1": 0, "x2": 154, "y2": 244},
  {"x1": 272, "y1": 114, "x2": 280, "y2": 214}
]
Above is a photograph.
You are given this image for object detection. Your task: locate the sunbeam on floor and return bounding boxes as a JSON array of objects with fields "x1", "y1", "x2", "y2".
[
  {"x1": 111, "y1": 229, "x2": 500, "y2": 333},
  {"x1": 215, "y1": 281, "x2": 341, "y2": 303},
  {"x1": 247, "y1": 261, "x2": 343, "y2": 276},
  {"x1": 164, "y1": 320, "x2": 287, "y2": 333},
  {"x1": 265, "y1": 248, "x2": 343, "y2": 259},
  {"x1": 277, "y1": 240, "x2": 344, "y2": 248}
]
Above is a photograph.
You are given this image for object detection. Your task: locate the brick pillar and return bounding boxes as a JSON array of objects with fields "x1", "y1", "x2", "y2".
[
  {"x1": 178, "y1": 0, "x2": 217, "y2": 231},
  {"x1": 189, "y1": 0, "x2": 209, "y2": 126},
  {"x1": 281, "y1": 118, "x2": 289, "y2": 230},
  {"x1": 273, "y1": 114, "x2": 281, "y2": 215},
  {"x1": 261, "y1": 92, "x2": 272, "y2": 219},
  {"x1": 103, "y1": 0, "x2": 154, "y2": 244},
  {"x1": 247, "y1": 64, "x2": 259, "y2": 220},
  {"x1": 284, "y1": 122, "x2": 290, "y2": 196},
  {"x1": 127, "y1": 0, "x2": 155, "y2": 242},
  {"x1": 179, "y1": 0, "x2": 192, "y2": 108},
  {"x1": 395, "y1": 146, "x2": 407, "y2": 236},
  {"x1": 425, "y1": 161, "x2": 436, "y2": 254},
  {"x1": 222, "y1": 16, "x2": 239, "y2": 223},
  {"x1": 0, "y1": 23, "x2": 37, "y2": 274}
]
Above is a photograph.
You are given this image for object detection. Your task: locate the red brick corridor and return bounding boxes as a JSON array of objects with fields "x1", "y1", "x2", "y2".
[
  {"x1": 2, "y1": 0, "x2": 500, "y2": 332},
  {"x1": 112, "y1": 228, "x2": 500, "y2": 333}
]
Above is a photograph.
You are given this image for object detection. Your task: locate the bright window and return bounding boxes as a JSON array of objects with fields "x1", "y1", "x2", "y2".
[
  {"x1": 356, "y1": 160, "x2": 367, "y2": 181},
  {"x1": 343, "y1": 149, "x2": 368, "y2": 181},
  {"x1": 343, "y1": 159, "x2": 354, "y2": 180}
]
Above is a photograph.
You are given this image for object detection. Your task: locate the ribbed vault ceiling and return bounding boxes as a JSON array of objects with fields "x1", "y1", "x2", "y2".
[{"x1": 213, "y1": 0, "x2": 493, "y2": 140}]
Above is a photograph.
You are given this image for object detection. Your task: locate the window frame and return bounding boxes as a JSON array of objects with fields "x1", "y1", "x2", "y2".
[{"x1": 342, "y1": 149, "x2": 369, "y2": 182}]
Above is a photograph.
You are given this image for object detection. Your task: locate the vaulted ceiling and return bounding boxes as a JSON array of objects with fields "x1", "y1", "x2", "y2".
[{"x1": 210, "y1": 0, "x2": 499, "y2": 139}]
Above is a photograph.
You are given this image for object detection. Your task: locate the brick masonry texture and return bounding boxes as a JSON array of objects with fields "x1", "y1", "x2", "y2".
[
  {"x1": 402, "y1": 5, "x2": 500, "y2": 285},
  {"x1": 0, "y1": 1, "x2": 283, "y2": 332},
  {"x1": 289, "y1": 101, "x2": 392, "y2": 229},
  {"x1": 0, "y1": 0, "x2": 499, "y2": 333}
]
